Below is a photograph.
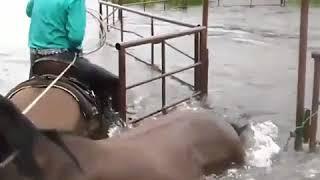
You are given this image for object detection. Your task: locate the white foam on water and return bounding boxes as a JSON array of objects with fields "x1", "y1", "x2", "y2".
[
  {"x1": 108, "y1": 125, "x2": 124, "y2": 137},
  {"x1": 304, "y1": 169, "x2": 320, "y2": 179},
  {"x1": 245, "y1": 120, "x2": 280, "y2": 168},
  {"x1": 232, "y1": 37, "x2": 268, "y2": 46}
]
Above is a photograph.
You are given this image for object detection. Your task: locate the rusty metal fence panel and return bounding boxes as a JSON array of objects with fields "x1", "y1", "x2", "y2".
[{"x1": 99, "y1": 1, "x2": 209, "y2": 124}]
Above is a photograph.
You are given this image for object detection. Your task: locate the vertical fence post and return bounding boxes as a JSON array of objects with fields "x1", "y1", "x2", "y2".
[
  {"x1": 99, "y1": 3, "x2": 103, "y2": 17},
  {"x1": 161, "y1": 41, "x2": 167, "y2": 114},
  {"x1": 184, "y1": 0, "x2": 188, "y2": 9},
  {"x1": 112, "y1": 7, "x2": 115, "y2": 25},
  {"x1": 106, "y1": 4, "x2": 110, "y2": 31},
  {"x1": 118, "y1": 0, "x2": 123, "y2": 20},
  {"x1": 118, "y1": 47, "x2": 127, "y2": 122},
  {"x1": 99, "y1": 3, "x2": 104, "y2": 39},
  {"x1": 201, "y1": 0, "x2": 209, "y2": 97},
  {"x1": 120, "y1": 9, "x2": 124, "y2": 42},
  {"x1": 151, "y1": 18, "x2": 155, "y2": 65},
  {"x1": 310, "y1": 52, "x2": 320, "y2": 152},
  {"x1": 303, "y1": 109, "x2": 311, "y2": 143},
  {"x1": 200, "y1": 30, "x2": 208, "y2": 96},
  {"x1": 295, "y1": 0, "x2": 310, "y2": 151},
  {"x1": 194, "y1": 32, "x2": 201, "y2": 92}
]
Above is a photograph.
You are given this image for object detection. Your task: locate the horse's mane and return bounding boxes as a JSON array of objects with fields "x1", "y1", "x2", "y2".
[{"x1": 0, "y1": 95, "x2": 82, "y2": 179}]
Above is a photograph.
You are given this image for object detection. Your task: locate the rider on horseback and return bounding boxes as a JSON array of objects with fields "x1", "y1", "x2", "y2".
[{"x1": 26, "y1": 0, "x2": 120, "y2": 113}]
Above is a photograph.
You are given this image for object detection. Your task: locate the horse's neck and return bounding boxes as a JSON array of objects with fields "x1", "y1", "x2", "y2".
[
  {"x1": 32, "y1": 136, "x2": 62, "y2": 166},
  {"x1": 57, "y1": 135, "x2": 113, "y2": 165},
  {"x1": 31, "y1": 136, "x2": 82, "y2": 179}
]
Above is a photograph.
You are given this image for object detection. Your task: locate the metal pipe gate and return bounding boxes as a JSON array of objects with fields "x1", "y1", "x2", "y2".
[{"x1": 98, "y1": 1, "x2": 209, "y2": 123}]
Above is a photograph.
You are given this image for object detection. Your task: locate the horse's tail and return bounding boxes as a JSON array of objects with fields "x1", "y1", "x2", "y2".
[{"x1": 230, "y1": 123, "x2": 249, "y2": 136}]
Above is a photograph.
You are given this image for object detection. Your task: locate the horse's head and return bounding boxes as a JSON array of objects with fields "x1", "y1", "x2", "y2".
[
  {"x1": 230, "y1": 123, "x2": 249, "y2": 136},
  {"x1": 229, "y1": 122, "x2": 251, "y2": 150}
]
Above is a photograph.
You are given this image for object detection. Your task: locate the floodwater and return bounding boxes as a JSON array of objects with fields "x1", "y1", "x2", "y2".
[{"x1": 1, "y1": 0, "x2": 320, "y2": 179}]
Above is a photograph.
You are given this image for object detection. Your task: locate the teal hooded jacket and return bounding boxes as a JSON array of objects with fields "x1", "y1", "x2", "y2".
[{"x1": 26, "y1": 0, "x2": 86, "y2": 50}]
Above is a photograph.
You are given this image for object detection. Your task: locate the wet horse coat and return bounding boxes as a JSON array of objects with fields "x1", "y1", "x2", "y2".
[{"x1": 0, "y1": 94, "x2": 246, "y2": 180}]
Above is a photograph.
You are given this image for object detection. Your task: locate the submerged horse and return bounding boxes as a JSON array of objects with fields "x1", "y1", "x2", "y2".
[
  {"x1": 0, "y1": 94, "x2": 247, "y2": 180},
  {"x1": 5, "y1": 56, "x2": 120, "y2": 139}
]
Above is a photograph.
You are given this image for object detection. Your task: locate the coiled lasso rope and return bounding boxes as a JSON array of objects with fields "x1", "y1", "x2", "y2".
[{"x1": 83, "y1": 8, "x2": 108, "y2": 55}]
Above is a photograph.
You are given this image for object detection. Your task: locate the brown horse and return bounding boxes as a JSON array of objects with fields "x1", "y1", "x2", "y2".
[
  {"x1": 0, "y1": 93, "x2": 247, "y2": 180},
  {"x1": 5, "y1": 56, "x2": 121, "y2": 139}
]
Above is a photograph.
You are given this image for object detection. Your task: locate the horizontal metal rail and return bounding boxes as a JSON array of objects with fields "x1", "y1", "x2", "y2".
[
  {"x1": 99, "y1": 1, "x2": 196, "y2": 27},
  {"x1": 130, "y1": 91, "x2": 201, "y2": 124},
  {"x1": 165, "y1": 42, "x2": 194, "y2": 60},
  {"x1": 106, "y1": 8, "x2": 118, "y2": 19},
  {"x1": 105, "y1": 42, "x2": 195, "y2": 90},
  {"x1": 127, "y1": 62, "x2": 201, "y2": 89},
  {"x1": 125, "y1": 50, "x2": 152, "y2": 66},
  {"x1": 108, "y1": 20, "x2": 194, "y2": 61},
  {"x1": 124, "y1": 51, "x2": 195, "y2": 90},
  {"x1": 123, "y1": 0, "x2": 167, "y2": 6},
  {"x1": 312, "y1": 52, "x2": 320, "y2": 59},
  {"x1": 116, "y1": 26, "x2": 206, "y2": 49},
  {"x1": 219, "y1": 4, "x2": 284, "y2": 7},
  {"x1": 143, "y1": 62, "x2": 195, "y2": 90},
  {"x1": 108, "y1": 25, "x2": 144, "y2": 38}
]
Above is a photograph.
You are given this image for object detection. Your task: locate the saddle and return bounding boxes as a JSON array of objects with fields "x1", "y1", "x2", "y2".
[{"x1": 6, "y1": 57, "x2": 101, "y2": 122}]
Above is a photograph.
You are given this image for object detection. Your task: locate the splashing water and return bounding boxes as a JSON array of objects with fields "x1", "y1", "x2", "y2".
[
  {"x1": 177, "y1": 99, "x2": 281, "y2": 169},
  {"x1": 108, "y1": 122, "x2": 134, "y2": 137},
  {"x1": 204, "y1": 120, "x2": 281, "y2": 180},
  {"x1": 108, "y1": 125, "x2": 125, "y2": 137},
  {"x1": 244, "y1": 120, "x2": 280, "y2": 168}
]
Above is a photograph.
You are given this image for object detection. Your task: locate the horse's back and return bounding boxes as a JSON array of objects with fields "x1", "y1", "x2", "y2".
[
  {"x1": 111, "y1": 110, "x2": 245, "y2": 175},
  {"x1": 119, "y1": 110, "x2": 239, "y2": 142}
]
